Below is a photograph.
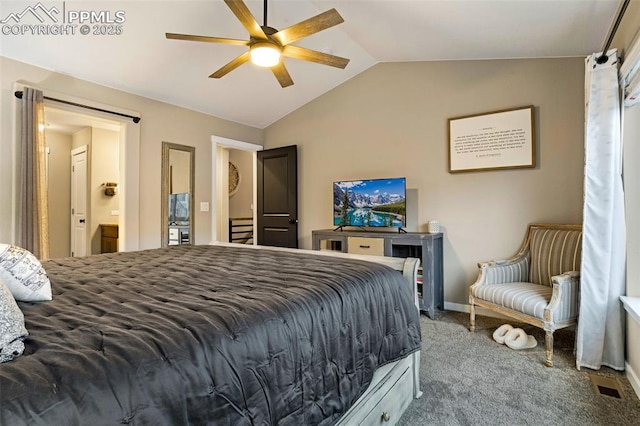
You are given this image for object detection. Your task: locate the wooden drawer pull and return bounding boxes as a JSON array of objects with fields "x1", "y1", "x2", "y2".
[{"x1": 381, "y1": 412, "x2": 391, "y2": 422}]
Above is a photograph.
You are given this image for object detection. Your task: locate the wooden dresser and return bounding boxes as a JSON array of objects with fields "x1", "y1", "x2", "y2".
[{"x1": 100, "y1": 224, "x2": 119, "y2": 254}]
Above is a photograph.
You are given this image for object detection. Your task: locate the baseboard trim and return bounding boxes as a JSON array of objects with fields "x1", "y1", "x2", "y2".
[
  {"x1": 444, "y1": 302, "x2": 468, "y2": 313},
  {"x1": 626, "y1": 361, "x2": 640, "y2": 399},
  {"x1": 444, "y1": 302, "x2": 511, "y2": 320}
]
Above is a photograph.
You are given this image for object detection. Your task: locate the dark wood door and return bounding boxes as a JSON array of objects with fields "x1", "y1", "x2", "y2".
[{"x1": 257, "y1": 145, "x2": 298, "y2": 248}]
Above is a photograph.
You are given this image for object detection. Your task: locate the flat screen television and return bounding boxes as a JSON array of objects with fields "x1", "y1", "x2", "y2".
[
  {"x1": 333, "y1": 177, "x2": 406, "y2": 229},
  {"x1": 168, "y1": 192, "x2": 190, "y2": 225}
]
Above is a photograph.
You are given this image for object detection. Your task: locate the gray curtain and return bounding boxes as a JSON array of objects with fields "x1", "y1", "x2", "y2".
[{"x1": 19, "y1": 87, "x2": 49, "y2": 260}]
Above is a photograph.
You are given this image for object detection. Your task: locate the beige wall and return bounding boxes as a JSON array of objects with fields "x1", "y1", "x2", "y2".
[
  {"x1": 0, "y1": 56, "x2": 263, "y2": 248},
  {"x1": 46, "y1": 130, "x2": 72, "y2": 259},
  {"x1": 169, "y1": 149, "x2": 191, "y2": 195},
  {"x1": 613, "y1": 3, "x2": 640, "y2": 398},
  {"x1": 90, "y1": 128, "x2": 120, "y2": 255},
  {"x1": 265, "y1": 58, "x2": 585, "y2": 307},
  {"x1": 71, "y1": 127, "x2": 91, "y2": 150}
]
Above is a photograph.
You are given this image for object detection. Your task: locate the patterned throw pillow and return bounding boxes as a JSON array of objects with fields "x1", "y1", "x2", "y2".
[
  {"x1": 0, "y1": 279, "x2": 28, "y2": 363},
  {"x1": 0, "y1": 244, "x2": 52, "y2": 302}
]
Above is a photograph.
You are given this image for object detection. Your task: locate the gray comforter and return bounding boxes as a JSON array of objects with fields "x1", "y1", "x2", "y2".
[{"x1": 0, "y1": 245, "x2": 421, "y2": 425}]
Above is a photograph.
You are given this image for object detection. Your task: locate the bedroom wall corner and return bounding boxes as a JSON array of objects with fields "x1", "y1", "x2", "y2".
[{"x1": 263, "y1": 57, "x2": 585, "y2": 308}]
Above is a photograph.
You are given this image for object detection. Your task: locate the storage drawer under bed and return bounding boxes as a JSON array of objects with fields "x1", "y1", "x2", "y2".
[{"x1": 336, "y1": 354, "x2": 415, "y2": 426}]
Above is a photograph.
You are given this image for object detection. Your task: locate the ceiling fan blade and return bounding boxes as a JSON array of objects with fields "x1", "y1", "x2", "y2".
[
  {"x1": 224, "y1": 0, "x2": 267, "y2": 39},
  {"x1": 209, "y1": 51, "x2": 251, "y2": 79},
  {"x1": 166, "y1": 33, "x2": 249, "y2": 46},
  {"x1": 272, "y1": 8, "x2": 344, "y2": 46},
  {"x1": 271, "y1": 62, "x2": 294, "y2": 88},
  {"x1": 282, "y1": 45, "x2": 349, "y2": 69}
]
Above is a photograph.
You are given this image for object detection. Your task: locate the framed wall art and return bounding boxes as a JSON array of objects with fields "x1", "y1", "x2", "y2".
[{"x1": 448, "y1": 105, "x2": 535, "y2": 173}]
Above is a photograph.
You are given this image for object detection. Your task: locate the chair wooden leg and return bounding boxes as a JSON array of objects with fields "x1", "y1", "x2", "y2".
[
  {"x1": 545, "y1": 330, "x2": 554, "y2": 367},
  {"x1": 469, "y1": 302, "x2": 476, "y2": 332}
]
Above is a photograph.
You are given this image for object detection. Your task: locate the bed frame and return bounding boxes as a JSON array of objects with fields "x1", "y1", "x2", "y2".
[{"x1": 214, "y1": 243, "x2": 423, "y2": 425}]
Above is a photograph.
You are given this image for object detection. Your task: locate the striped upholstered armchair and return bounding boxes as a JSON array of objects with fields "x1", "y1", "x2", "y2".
[{"x1": 469, "y1": 224, "x2": 582, "y2": 367}]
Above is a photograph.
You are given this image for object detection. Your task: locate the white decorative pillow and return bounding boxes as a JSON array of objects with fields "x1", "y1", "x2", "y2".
[
  {"x1": 0, "y1": 244, "x2": 52, "y2": 302},
  {"x1": 0, "y1": 278, "x2": 28, "y2": 363}
]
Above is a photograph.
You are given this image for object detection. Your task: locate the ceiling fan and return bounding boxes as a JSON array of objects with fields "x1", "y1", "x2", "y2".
[{"x1": 166, "y1": 0, "x2": 350, "y2": 88}]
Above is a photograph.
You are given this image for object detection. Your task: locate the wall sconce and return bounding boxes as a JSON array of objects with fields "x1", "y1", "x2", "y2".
[{"x1": 104, "y1": 182, "x2": 118, "y2": 196}]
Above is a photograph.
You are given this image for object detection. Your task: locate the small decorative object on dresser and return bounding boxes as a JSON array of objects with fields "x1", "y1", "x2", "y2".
[{"x1": 312, "y1": 229, "x2": 444, "y2": 319}]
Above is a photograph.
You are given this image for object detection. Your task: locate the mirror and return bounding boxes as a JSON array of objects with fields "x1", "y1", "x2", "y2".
[{"x1": 161, "y1": 142, "x2": 195, "y2": 247}]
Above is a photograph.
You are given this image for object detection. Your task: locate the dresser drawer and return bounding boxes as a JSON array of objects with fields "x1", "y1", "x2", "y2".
[
  {"x1": 101, "y1": 224, "x2": 118, "y2": 238},
  {"x1": 347, "y1": 237, "x2": 384, "y2": 256}
]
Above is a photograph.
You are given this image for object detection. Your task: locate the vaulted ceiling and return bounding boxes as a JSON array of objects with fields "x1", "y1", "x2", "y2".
[{"x1": 0, "y1": 1, "x2": 619, "y2": 128}]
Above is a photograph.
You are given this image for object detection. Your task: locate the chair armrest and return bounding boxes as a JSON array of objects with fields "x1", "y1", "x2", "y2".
[
  {"x1": 472, "y1": 254, "x2": 530, "y2": 287},
  {"x1": 546, "y1": 271, "x2": 580, "y2": 322}
]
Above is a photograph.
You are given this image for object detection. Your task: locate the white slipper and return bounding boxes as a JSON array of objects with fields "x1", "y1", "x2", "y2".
[
  {"x1": 504, "y1": 328, "x2": 537, "y2": 350},
  {"x1": 492, "y1": 324, "x2": 513, "y2": 344}
]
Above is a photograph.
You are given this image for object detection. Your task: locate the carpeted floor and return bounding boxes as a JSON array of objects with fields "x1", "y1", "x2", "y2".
[{"x1": 397, "y1": 311, "x2": 640, "y2": 425}]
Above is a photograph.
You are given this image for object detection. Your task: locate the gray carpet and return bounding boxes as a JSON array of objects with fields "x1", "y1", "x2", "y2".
[{"x1": 397, "y1": 311, "x2": 640, "y2": 425}]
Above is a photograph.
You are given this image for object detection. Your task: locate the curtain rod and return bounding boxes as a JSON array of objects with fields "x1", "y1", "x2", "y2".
[
  {"x1": 597, "y1": 0, "x2": 631, "y2": 64},
  {"x1": 14, "y1": 90, "x2": 140, "y2": 124}
]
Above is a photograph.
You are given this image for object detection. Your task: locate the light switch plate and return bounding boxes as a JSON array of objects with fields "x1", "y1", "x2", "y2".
[
  {"x1": 111, "y1": 210, "x2": 119, "y2": 216},
  {"x1": 200, "y1": 202, "x2": 209, "y2": 212}
]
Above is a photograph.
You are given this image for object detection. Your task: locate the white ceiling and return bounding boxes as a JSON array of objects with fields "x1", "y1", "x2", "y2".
[
  {"x1": 0, "y1": 1, "x2": 619, "y2": 129},
  {"x1": 44, "y1": 107, "x2": 121, "y2": 135}
]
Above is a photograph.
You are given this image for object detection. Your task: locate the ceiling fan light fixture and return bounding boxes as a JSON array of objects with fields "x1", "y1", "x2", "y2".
[{"x1": 250, "y1": 42, "x2": 281, "y2": 67}]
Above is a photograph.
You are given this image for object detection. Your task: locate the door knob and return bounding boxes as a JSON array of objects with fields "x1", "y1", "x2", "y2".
[
  {"x1": 79, "y1": 219, "x2": 86, "y2": 223},
  {"x1": 288, "y1": 218, "x2": 298, "y2": 224}
]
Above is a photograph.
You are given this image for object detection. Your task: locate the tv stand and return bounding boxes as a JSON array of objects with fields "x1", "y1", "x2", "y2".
[
  {"x1": 312, "y1": 229, "x2": 443, "y2": 319},
  {"x1": 332, "y1": 226, "x2": 407, "y2": 233}
]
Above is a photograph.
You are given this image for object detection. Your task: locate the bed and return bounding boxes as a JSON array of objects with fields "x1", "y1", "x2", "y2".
[{"x1": 0, "y1": 243, "x2": 422, "y2": 425}]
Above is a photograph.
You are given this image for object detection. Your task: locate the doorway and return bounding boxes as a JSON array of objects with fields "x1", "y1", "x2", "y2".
[
  {"x1": 11, "y1": 84, "x2": 141, "y2": 253},
  {"x1": 44, "y1": 106, "x2": 122, "y2": 258},
  {"x1": 228, "y1": 148, "x2": 255, "y2": 244},
  {"x1": 211, "y1": 137, "x2": 299, "y2": 248},
  {"x1": 211, "y1": 136, "x2": 262, "y2": 244}
]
